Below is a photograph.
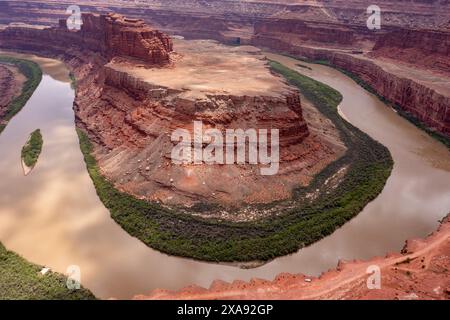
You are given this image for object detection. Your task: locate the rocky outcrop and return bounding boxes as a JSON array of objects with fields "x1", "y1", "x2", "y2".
[
  {"x1": 96, "y1": 63, "x2": 310, "y2": 151},
  {"x1": 327, "y1": 54, "x2": 450, "y2": 136},
  {"x1": 0, "y1": 13, "x2": 173, "y2": 66},
  {"x1": 0, "y1": 13, "x2": 343, "y2": 213},
  {"x1": 61, "y1": 13, "x2": 173, "y2": 65},
  {"x1": 135, "y1": 215, "x2": 450, "y2": 300},
  {"x1": 371, "y1": 28, "x2": 450, "y2": 76},
  {"x1": 251, "y1": 38, "x2": 450, "y2": 137},
  {"x1": 253, "y1": 19, "x2": 376, "y2": 49}
]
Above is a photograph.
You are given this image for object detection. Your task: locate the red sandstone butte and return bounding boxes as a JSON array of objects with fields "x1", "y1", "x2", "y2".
[
  {"x1": 371, "y1": 28, "x2": 450, "y2": 77},
  {"x1": 0, "y1": 14, "x2": 343, "y2": 211},
  {"x1": 0, "y1": 12, "x2": 173, "y2": 66},
  {"x1": 59, "y1": 13, "x2": 173, "y2": 65},
  {"x1": 1, "y1": 1, "x2": 448, "y2": 136}
]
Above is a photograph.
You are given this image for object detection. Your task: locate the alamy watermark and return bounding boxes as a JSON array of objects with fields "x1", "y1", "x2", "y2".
[
  {"x1": 66, "y1": 265, "x2": 81, "y2": 290},
  {"x1": 171, "y1": 121, "x2": 280, "y2": 176},
  {"x1": 66, "y1": 5, "x2": 83, "y2": 31},
  {"x1": 367, "y1": 5, "x2": 381, "y2": 30},
  {"x1": 366, "y1": 265, "x2": 381, "y2": 289}
]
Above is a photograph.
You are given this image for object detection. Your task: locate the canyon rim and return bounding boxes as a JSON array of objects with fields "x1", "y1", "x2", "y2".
[{"x1": 0, "y1": 0, "x2": 448, "y2": 304}]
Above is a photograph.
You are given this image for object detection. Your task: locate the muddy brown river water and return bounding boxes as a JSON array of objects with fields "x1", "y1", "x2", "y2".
[{"x1": 0, "y1": 52, "x2": 449, "y2": 299}]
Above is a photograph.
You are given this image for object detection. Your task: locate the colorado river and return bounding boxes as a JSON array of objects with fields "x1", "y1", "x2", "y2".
[{"x1": 0, "y1": 52, "x2": 449, "y2": 299}]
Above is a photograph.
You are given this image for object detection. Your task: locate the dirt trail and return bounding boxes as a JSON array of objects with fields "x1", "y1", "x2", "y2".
[{"x1": 135, "y1": 216, "x2": 450, "y2": 300}]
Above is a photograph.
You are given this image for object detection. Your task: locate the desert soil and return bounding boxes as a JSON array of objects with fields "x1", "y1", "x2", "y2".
[{"x1": 136, "y1": 215, "x2": 450, "y2": 300}]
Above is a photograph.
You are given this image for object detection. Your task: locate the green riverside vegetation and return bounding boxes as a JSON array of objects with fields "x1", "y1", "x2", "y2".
[
  {"x1": 0, "y1": 56, "x2": 95, "y2": 300},
  {"x1": 77, "y1": 61, "x2": 393, "y2": 262},
  {"x1": 0, "y1": 56, "x2": 42, "y2": 134},
  {"x1": 0, "y1": 243, "x2": 95, "y2": 300},
  {"x1": 69, "y1": 72, "x2": 77, "y2": 90},
  {"x1": 296, "y1": 57, "x2": 450, "y2": 149},
  {"x1": 21, "y1": 129, "x2": 43, "y2": 168}
]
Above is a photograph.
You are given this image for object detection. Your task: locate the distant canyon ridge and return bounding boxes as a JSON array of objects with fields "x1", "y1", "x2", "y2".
[
  {"x1": 0, "y1": 2, "x2": 448, "y2": 300},
  {"x1": 0, "y1": 0, "x2": 449, "y2": 137}
]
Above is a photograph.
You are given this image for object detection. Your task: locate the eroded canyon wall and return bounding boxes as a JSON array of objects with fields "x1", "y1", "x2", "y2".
[
  {"x1": 0, "y1": 13, "x2": 173, "y2": 66},
  {"x1": 1, "y1": 0, "x2": 449, "y2": 30},
  {"x1": 262, "y1": 43, "x2": 450, "y2": 136},
  {"x1": 1, "y1": 0, "x2": 450, "y2": 46},
  {"x1": 330, "y1": 54, "x2": 450, "y2": 136},
  {"x1": 1, "y1": 0, "x2": 448, "y2": 138},
  {"x1": 371, "y1": 28, "x2": 450, "y2": 76},
  {"x1": 72, "y1": 13, "x2": 173, "y2": 64},
  {"x1": 0, "y1": 14, "x2": 322, "y2": 208}
]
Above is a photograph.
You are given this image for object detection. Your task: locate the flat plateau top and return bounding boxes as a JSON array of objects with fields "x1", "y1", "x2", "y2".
[{"x1": 107, "y1": 39, "x2": 293, "y2": 100}]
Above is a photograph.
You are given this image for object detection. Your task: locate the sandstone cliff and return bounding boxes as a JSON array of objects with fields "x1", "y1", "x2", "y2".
[
  {"x1": 0, "y1": 15, "x2": 348, "y2": 213},
  {"x1": 71, "y1": 40, "x2": 342, "y2": 211},
  {"x1": 0, "y1": 13, "x2": 173, "y2": 66},
  {"x1": 251, "y1": 37, "x2": 450, "y2": 137},
  {"x1": 61, "y1": 13, "x2": 173, "y2": 65},
  {"x1": 253, "y1": 19, "x2": 376, "y2": 49},
  {"x1": 371, "y1": 28, "x2": 450, "y2": 77}
]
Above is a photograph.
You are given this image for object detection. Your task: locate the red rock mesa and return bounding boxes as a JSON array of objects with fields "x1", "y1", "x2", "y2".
[{"x1": 0, "y1": 13, "x2": 346, "y2": 214}]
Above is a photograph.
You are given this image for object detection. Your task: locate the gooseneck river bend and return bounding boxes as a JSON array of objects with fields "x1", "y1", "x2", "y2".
[{"x1": 0, "y1": 52, "x2": 449, "y2": 299}]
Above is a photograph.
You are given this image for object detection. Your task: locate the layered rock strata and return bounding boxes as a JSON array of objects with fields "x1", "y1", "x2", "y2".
[
  {"x1": 62, "y1": 13, "x2": 173, "y2": 65},
  {"x1": 74, "y1": 40, "x2": 341, "y2": 209},
  {"x1": 1, "y1": 1, "x2": 447, "y2": 137},
  {"x1": 251, "y1": 37, "x2": 450, "y2": 136},
  {"x1": 371, "y1": 28, "x2": 450, "y2": 77},
  {"x1": 0, "y1": 13, "x2": 173, "y2": 66},
  {"x1": 0, "y1": 14, "x2": 347, "y2": 213},
  {"x1": 253, "y1": 19, "x2": 376, "y2": 49}
]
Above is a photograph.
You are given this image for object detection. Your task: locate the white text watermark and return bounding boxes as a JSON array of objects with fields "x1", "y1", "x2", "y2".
[{"x1": 171, "y1": 121, "x2": 280, "y2": 176}]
